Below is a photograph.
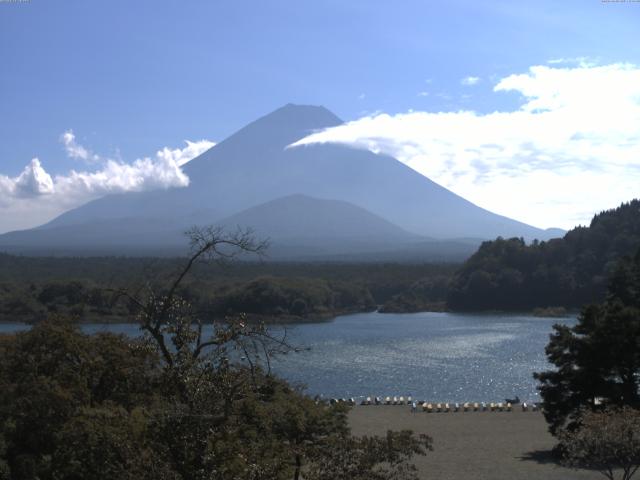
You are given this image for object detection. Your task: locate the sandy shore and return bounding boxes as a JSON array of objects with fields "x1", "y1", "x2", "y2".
[{"x1": 349, "y1": 405, "x2": 603, "y2": 480}]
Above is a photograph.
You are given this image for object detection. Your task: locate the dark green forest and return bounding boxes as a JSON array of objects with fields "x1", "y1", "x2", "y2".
[
  {"x1": 0, "y1": 254, "x2": 457, "y2": 323},
  {"x1": 447, "y1": 200, "x2": 640, "y2": 311}
]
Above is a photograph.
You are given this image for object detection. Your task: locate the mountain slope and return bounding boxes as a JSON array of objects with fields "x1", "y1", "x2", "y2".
[{"x1": 0, "y1": 104, "x2": 563, "y2": 256}]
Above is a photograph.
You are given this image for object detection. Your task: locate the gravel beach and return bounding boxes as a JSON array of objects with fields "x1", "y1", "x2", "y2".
[{"x1": 349, "y1": 405, "x2": 603, "y2": 480}]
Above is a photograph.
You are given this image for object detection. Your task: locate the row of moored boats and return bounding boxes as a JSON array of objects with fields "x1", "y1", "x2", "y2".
[{"x1": 327, "y1": 396, "x2": 541, "y2": 412}]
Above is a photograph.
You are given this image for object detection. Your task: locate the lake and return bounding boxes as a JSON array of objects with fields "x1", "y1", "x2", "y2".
[{"x1": 0, "y1": 311, "x2": 574, "y2": 402}]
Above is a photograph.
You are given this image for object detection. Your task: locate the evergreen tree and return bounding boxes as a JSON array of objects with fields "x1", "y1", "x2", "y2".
[{"x1": 534, "y1": 249, "x2": 640, "y2": 435}]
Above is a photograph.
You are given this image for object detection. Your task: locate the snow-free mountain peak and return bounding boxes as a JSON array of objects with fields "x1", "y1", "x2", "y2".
[{"x1": 0, "y1": 104, "x2": 564, "y2": 258}]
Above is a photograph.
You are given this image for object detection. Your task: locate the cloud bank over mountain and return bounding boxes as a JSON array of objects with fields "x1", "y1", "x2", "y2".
[
  {"x1": 0, "y1": 138, "x2": 214, "y2": 233},
  {"x1": 291, "y1": 62, "x2": 640, "y2": 229}
]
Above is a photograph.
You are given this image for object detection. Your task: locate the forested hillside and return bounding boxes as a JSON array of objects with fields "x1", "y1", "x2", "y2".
[{"x1": 447, "y1": 200, "x2": 640, "y2": 311}]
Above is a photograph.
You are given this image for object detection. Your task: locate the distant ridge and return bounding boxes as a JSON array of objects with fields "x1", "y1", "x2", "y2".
[{"x1": 217, "y1": 194, "x2": 416, "y2": 241}]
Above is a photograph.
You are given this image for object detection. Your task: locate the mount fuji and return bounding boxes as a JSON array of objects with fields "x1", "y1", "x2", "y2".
[{"x1": 0, "y1": 104, "x2": 563, "y2": 259}]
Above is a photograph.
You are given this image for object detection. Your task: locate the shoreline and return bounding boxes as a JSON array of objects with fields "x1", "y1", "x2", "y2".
[{"x1": 0, "y1": 306, "x2": 579, "y2": 326}]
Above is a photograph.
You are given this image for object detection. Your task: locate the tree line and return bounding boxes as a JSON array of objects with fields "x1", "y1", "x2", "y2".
[
  {"x1": 0, "y1": 254, "x2": 457, "y2": 323},
  {"x1": 447, "y1": 200, "x2": 640, "y2": 311}
]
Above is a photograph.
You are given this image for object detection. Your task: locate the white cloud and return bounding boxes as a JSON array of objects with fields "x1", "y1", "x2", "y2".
[
  {"x1": 61, "y1": 130, "x2": 100, "y2": 163},
  {"x1": 417, "y1": 91, "x2": 429, "y2": 97},
  {"x1": 156, "y1": 140, "x2": 216, "y2": 167},
  {"x1": 461, "y1": 76, "x2": 480, "y2": 86},
  {"x1": 0, "y1": 158, "x2": 54, "y2": 205},
  {"x1": 291, "y1": 62, "x2": 640, "y2": 230},
  {"x1": 0, "y1": 138, "x2": 215, "y2": 233},
  {"x1": 547, "y1": 57, "x2": 598, "y2": 67},
  {"x1": 14, "y1": 158, "x2": 55, "y2": 198}
]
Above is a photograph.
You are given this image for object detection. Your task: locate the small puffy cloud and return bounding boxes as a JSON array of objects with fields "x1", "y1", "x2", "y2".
[
  {"x1": 61, "y1": 130, "x2": 100, "y2": 163},
  {"x1": 0, "y1": 138, "x2": 215, "y2": 233},
  {"x1": 461, "y1": 76, "x2": 480, "y2": 86},
  {"x1": 291, "y1": 62, "x2": 640, "y2": 229},
  {"x1": 417, "y1": 91, "x2": 429, "y2": 97},
  {"x1": 435, "y1": 92, "x2": 452, "y2": 100}
]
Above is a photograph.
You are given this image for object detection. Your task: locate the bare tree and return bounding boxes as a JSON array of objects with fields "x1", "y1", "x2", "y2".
[
  {"x1": 560, "y1": 407, "x2": 640, "y2": 480},
  {"x1": 112, "y1": 226, "x2": 296, "y2": 405}
]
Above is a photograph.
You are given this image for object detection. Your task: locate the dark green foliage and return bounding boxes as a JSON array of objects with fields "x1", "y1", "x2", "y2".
[
  {"x1": 559, "y1": 407, "x2": 640, "y2": 480},
  {"x1": 379, "y1": 275, "x2": 450, "y2": 313},
  {"x1": 0, "y1": 257, "x2": 457, "y2": 323},
  {"x1": 0, "y1": 280, "x2": 132, "y2": 323},
  {"x1": 534, "y1": 248, "x2": 640, "y2": 435},
  {"x1": 0, "y1": 320, "x2": 163, "y2": 479},
  {"x1": 215, "y1": 276, "x2": 376, "y2": 318},
  {"x1": 0, "y1": 320, "x2": 430, "y2": 479},
  {"x1": 448, "y1": 200, "x2": 640, "y2": 311},
  {"x1": 51, "y1": 407, "x2": 177, "y2": 480},
  {"x1": 305, "y1": 430, "x2": 432, "y2": 480}
]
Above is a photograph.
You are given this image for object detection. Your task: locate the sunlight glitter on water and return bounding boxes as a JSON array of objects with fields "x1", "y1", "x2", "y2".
[{"x1": 270, "y1": 311, "x2": 575, "y2": 401}]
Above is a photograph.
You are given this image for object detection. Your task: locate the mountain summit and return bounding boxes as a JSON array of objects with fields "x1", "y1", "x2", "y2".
[
  {"x1": 0, "y1": 104, "x2": 562, "y2": 258},
  {"x1": 199, "y1": 103, "x2": 342, "y2": 152}
]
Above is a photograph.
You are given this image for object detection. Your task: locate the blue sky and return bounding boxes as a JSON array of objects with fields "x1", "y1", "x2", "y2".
[{"x1": 1, "y1": 0, "x2": 639, "y2": 232}]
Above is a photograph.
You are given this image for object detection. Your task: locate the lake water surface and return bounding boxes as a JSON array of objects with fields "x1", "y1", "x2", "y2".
[{"x1": 0, "y1": 311, "x2": 575, "y2": 402}]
